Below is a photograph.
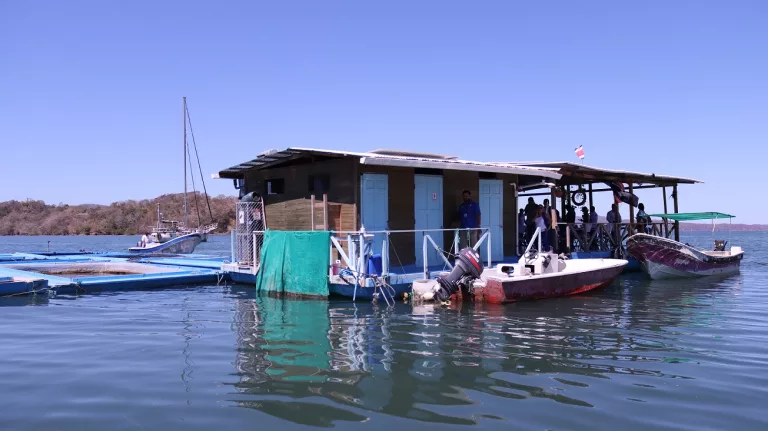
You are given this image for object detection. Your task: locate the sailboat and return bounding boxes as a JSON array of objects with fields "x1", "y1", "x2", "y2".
[{"x1": 128, "y1": 97, "x2": 217, "y2": 255}]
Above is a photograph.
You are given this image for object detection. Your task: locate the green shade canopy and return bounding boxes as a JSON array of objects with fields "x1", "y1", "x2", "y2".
[{"x1": 648, "y1": 212, "x2": 735, "y2": 221}]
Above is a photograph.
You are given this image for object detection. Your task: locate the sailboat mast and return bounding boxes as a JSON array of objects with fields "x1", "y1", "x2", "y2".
[{"x1": 183, "y1": 96, "x2": 188, "y2": 228}]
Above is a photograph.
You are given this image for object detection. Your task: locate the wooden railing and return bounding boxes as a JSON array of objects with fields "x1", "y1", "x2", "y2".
[{"x1": 546, "y1": 222, "x2": 676, "y2": 253}]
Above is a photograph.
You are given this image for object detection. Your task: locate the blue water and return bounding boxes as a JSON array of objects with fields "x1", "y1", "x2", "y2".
[{"x1": 0, "y1": 232, "x2": 767, "y2": 430}]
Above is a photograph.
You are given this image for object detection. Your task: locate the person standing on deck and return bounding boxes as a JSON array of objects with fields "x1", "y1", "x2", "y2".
[
  {"x1": 458, "y1": 190, "x2": 481, "y2": 249},
  {"x1": 140, "y1": 232, "x2": 150, "y2": 247},
  {"x1": 542, "y1": 199, "x2": 552, "y2": 228},
  {"x1": 524, "y1": 197, "x2": 538, "y2": 241},
  {"x1": 589, "y1": 206, "x2": 599, "y2": 232},
  {"x1": 534, "y1": 205, "x2": 549, "y2": 250},
  {"x1": 606, "y1": 204, "x2": 622, "y2": 235},
  {"x1": 581, "y1": 207, "x2": 590, "y2": 231},
  {"x1": 636, "y1": 203, "x2": 651, "y2": 233}
]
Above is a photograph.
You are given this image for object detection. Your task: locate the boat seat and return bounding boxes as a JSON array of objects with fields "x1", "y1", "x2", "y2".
[{"x1": 714, "y1": 240, "x2": 727, "y2": 252}]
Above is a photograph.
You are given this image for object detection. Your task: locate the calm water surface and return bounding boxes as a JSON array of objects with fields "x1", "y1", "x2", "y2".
[{"x1": 0, "y1": 233, "x2": 767, "y2": 430}]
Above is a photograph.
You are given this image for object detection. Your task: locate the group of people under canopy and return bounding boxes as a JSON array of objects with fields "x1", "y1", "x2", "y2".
[
  {"x1": 518, "y1": 197, "x2": 653, "y2": 252},
  {"x1": 454, "y1": 188, "x2": 656, "y2": 254}
]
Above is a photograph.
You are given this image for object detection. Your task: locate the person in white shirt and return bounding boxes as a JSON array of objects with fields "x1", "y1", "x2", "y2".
[
  {"x1": 140, "y1": 233, "x2": 150, "y2": 247},
  {"x1": 534, "y1": 205, "x2": 550, "y2": 250}
]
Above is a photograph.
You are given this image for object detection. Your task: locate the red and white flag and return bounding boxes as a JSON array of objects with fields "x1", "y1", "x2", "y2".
[{"x1": 575, "y1": 145, "x2": 585, "y2": 159}]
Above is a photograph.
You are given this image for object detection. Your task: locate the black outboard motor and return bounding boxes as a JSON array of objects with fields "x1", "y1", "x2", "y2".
[{"x1": 434, "y1": 247, "x2": 484, "y2": 302}]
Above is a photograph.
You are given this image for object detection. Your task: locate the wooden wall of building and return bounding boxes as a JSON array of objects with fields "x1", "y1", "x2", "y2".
[
  {"x1": 242, "y1": 156, "x2": 521, "y2": 266},
  {"x1": 243, "y1": 157, "x2": 358, "y2": 232}
]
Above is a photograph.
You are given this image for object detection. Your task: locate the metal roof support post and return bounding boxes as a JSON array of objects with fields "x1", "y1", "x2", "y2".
[
  {"x1": 673, "y1": 184, "x2": 680, "y2": 242},
  {"x1": 662, "y1": 186, "x2": 669, "y2": 237},
  {"x1": 588, "y1": 183, "x2": 593, "y2": 209},
  {"x1": 559, "y1": 187, "x2": 565, "y2": 222},
  {"x1": 629, "y1": 183, "x2": 635, "y2": 235}
]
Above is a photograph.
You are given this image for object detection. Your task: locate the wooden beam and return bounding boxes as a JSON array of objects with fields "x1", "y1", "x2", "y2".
[
  {"x1": 588, "y1": 183, "x2": 593, "y2": 209},
  {"x1": 323, "y1": 193, "x2": 329, "y2": 230},
  {"x1": 519, "y1": 184, "x2": 660, "y2": 197},
  {"x1": 310, "y1": 195, "x2": 316, "y2": 231}
]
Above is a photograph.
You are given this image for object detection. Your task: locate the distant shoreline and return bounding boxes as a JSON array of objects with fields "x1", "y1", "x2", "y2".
[
  {"x1": 0, "y1": 193, "x2": 236, "y2": 236},
  {"x1": 0, "y1": 233, "x2": 232, "y2": 237}
]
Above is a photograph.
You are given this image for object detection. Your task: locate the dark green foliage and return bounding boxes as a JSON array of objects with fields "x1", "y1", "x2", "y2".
[{"x1": 0, "y1": 193, "x2": 237, "y2": 235}]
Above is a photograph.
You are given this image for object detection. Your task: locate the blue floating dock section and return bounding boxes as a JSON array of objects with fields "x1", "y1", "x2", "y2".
[
  {"x1": 0, "y1": 275, "x2": 49, "y2": 296},
  {"x1": 0, "y1": 252, "x2": 228, "y2": 297}
]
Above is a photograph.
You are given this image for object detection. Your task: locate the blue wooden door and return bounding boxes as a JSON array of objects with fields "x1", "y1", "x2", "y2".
[
  {"x1": 360, "y1": 173, "x2": 388, "y2": 255},
  {"x1": 414, "y1": 175, "x2": 443, "y2": 267},
  {"x1": 479, "y1": 179, "x2": 503, "y2": 261}
]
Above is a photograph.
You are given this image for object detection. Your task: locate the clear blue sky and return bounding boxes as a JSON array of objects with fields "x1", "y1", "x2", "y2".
[{"x1": 1, "y1": 1, "x2": 766, "y2": 222}]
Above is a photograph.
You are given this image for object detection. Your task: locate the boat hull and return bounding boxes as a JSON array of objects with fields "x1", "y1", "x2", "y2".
[
  {"x1": 128, "y1": 233, "x2": 203, "y2": 255},
  {"x1": 626, "y1": 234, "x2": 743, "y2": 280},
  {"x1": 470, "y1": 259, "x2": 627, "y2": 304}
]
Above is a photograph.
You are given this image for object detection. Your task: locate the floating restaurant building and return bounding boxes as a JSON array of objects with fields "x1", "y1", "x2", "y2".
[{"x1": 215, "y1": 148, "x2": 700, "y2": 300}]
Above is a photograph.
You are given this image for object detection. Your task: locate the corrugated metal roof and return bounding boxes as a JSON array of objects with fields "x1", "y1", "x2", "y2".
[
  {"x1": 500, "y1": 161, "x2": 701, "y2": 185},
  {"x1": 217, "y1": 147, "x2": 563, "y2": 179}
]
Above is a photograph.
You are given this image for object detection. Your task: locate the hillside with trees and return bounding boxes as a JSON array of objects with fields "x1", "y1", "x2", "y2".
[{"x1": 0, "y1": 193, "x2": 237, "y2": 236}]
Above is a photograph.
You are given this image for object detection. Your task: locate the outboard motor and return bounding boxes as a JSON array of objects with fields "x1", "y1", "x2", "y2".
[{"x1": 434, "y1": 248, "x2": 484, "y2": 302}]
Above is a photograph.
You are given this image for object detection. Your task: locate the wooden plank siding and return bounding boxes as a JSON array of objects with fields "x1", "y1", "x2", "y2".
[{"x1": 243, "y1": 157, "x2": 358, "y2": 232}]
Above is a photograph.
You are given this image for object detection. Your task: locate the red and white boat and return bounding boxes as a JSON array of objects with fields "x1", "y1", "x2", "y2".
[
  {"x1": 412, "y1": 229, "x2": 627, "y2": 304},
  {"x1": 471, "y1": 255, "x2": 628, "y2": 303},
  {"x1": 626, "y1": 212, "x2": 743, "y2": 280}
]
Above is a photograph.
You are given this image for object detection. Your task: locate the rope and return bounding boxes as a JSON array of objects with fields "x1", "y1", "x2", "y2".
[
  {"x1": 0, "y1": 287, "x2": 54, "y2": 298},
  {"x1": 185, "y1": 103, "x2": 214, "y2": 223},
  {"x1": 388, "y1": 235, "x2": 407, "y2": 276},
  {"x1": 337, "y1": 267, "x2": 396, "y2": 306},
  {"x1": 186, "y1": 142, "x2": 203, "y2": 227}
]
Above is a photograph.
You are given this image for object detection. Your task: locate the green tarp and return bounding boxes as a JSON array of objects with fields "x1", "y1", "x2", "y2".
[
  {"x1": 255, "y1": 230, "x2": 330, "y2": 298},
  {"x1": 648, "y1": 212, "x2": 735, "y2": 221}
]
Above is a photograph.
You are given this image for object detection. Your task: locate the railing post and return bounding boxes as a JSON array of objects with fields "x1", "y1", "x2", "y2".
[
  {"x1": 487, "y1": 229, "x2": 492, "y2": 268},
  {"x1": 454, "y1": 229, "x2": 459, "y2": 254},
  {"x1": 423, "y1": 233, "x2": 429, "y2": 280},
  {"x1": 538, "y1": 228, "x2": 542, "y2": 254},
  {"x1": 358, "y1": 233, "x2": 365, "y2": 275},
  {"x1": 251, "y1": 232, "x2": 257, "y2": 268},
  {"x1": 348, "y1": 234, "x2": 355, "y2": 272},
  {"x1": 382, "y1": 232, "x2": 389, "y2": 277},
  {"x1": 231, "y1": 229, "x2": 236, "y2": 263}
]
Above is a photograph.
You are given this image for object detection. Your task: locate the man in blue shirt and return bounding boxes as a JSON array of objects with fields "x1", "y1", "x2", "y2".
[{"x1": 458, "y1": 190, "x2": 481, "y2": 248}]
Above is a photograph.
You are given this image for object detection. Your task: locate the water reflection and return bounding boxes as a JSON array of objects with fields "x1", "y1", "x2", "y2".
[{"x1": 226, "y1": 275, "x2": 741, "y2": 426}]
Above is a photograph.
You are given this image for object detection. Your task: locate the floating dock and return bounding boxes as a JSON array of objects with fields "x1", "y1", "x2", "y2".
[{"x1": 0, "y1": 252, "x2": 229, "y2": 297}]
